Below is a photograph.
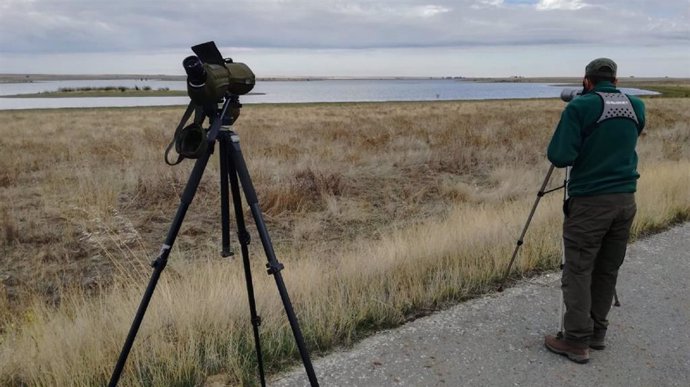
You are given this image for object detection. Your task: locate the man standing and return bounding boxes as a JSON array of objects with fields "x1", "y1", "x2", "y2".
[{"x1": 544, "y1": 58, "x2": 646, "y2": 363}]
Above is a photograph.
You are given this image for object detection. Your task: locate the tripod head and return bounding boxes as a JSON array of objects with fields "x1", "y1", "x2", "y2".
[
  {"x1": 215, "y1": 94, "x2": 242, "y2": 128},
  {"x1": 165, "y1": 92, "x2": 243, "y2": 166}
]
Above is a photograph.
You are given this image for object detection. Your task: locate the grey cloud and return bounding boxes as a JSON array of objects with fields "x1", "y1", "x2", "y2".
[{"x1": 0, "y1": 0, "x2": 687, "y2": 54}]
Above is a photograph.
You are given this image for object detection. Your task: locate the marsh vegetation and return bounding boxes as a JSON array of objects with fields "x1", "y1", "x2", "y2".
[
  {"x1": 0, "y1": 97, "x2": 688, "y2": 385},
  {"x1": 7, "y1": 85, "x2": 186, "y2": 98}
]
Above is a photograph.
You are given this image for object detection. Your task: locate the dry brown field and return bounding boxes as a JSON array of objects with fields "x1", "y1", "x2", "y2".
[{"x1": 0, "y1": 97, "x2": 689, "y2": 385}]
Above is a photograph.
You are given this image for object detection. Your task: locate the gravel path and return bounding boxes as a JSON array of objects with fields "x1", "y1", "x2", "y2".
[{"x1": 273, "y1": 223, "x2": 690, "y2": 387}]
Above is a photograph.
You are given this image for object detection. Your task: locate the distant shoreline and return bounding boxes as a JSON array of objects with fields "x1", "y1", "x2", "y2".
[
  {"x1": 1, "y1": 75, "x2": 686, "y2": 103},
  {"x1": 2, "y1": 73, "x2": 687, "y2": 84}
]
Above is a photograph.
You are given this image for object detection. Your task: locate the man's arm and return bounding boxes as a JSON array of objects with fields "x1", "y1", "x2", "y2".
[
  {"x1": 631, "y1": 96, "x2": 646, "y2": 134},
  {"x1": 547, "y1": 104, "x2": 582, "y2": 167}
]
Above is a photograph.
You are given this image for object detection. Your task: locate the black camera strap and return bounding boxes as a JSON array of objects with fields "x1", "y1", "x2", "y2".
[{"x1": 165, "y1": 102, "x2": 196, "y2": 165}]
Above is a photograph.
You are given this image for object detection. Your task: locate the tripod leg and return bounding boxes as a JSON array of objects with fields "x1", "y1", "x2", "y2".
[
  {"x1": 219, "y1": 140, "x2": 234, "y2": 257},
  {"x1": 498, "y1": 164, "x2": 557, "y2": 291},
  {"x1": 220, "y1": 134, "x2": 266, "y2": 387},
  {"x1": 109, "y1": 145, "x2": 215, "y2": 387},
  {"x1": 226, "y1": 132, "x2": 319, "y2": 387}
]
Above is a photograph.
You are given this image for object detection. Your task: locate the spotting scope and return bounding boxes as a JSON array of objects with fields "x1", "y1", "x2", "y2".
[{"x1": 183, "y1": 41, "x2": 255, "y2": 105}]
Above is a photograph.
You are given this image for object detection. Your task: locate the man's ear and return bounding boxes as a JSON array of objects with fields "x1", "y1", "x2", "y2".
[{"x1": 582, "y1": 77, "x2": 593, "y2": 91}]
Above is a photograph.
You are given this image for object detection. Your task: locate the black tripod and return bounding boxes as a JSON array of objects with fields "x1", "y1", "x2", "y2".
[
  {"x1": 108, "y1": 95, "x2": 319, "y2": 387},
  {"x1": 497, "y1": 164, "x2": 620, "y2": 307},
  {"x1": 497, "y1": 164, "x2": 564, "y2": 292}
]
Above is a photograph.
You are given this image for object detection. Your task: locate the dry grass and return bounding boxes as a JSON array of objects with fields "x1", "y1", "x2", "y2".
[{"x1": 0, "y1": 97, "x2": 689, "y2": 385}]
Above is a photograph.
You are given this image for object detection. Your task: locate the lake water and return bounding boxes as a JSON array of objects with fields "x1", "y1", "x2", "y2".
[{"x1": 0, "y1": 78, "x2": 657, "y2": 110}]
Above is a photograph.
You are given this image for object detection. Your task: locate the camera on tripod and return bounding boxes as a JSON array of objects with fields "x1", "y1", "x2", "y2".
[
  {"x1": 167, "y1": 42, "x2": 256, "y2": 164},
  {"x1": 183, "y1": 41, "x2": 256, "y2": 106}
]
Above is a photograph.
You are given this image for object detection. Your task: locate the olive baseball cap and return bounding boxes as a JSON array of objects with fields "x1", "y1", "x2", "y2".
[{"x1": 585, "y1": 58, "x2": 617, "y2": 78}]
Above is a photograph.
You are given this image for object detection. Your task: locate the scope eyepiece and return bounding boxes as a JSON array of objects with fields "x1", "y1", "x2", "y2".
[{"x1": 183, "y1": 56, "x2": 207, "y2": 87}]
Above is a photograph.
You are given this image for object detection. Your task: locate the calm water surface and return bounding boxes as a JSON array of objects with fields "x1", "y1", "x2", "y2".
[{"x1": 0, "y1": 79, "x2": 657, "y2": 110}]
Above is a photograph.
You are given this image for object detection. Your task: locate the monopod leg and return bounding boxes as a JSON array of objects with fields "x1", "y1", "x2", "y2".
[
  {"x1": 221, "y1": 134, "x2": 267, "y2": 387},
  {"x1": 109, "y1": 147, "x2": 214, "y2": 387},
  {"x1": 498, "y1": 164, "x2": 557, "y2": 291},
  {"x1": 227, "y1": 132, "x2": 319, "y2": 387},
  {"x1": 558, "y1": 167, "x2": 570, "y2": 335}
]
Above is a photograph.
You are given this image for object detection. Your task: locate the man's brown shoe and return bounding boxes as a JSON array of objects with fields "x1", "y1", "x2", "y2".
[{"x1": 544, "y1": 334, "x2": 590, "y2": 364}]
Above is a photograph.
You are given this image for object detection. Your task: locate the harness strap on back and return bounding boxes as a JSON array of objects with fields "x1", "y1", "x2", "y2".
[
  {"x1": 595, "y1": 92, "x2": 639, "y2": 126},
  {"x1": 583, "y1": 92, "x2": 641, "y2": 138}
]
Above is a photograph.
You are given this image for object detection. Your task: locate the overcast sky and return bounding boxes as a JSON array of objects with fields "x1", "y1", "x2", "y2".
[{"x1": 0, "y1": 0, "x2": 688, "y2": 77}]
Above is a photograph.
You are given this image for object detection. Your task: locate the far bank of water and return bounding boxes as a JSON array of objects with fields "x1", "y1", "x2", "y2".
[{"x1": 0, "y1": 78, "x2": 657, "y2": 110}]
